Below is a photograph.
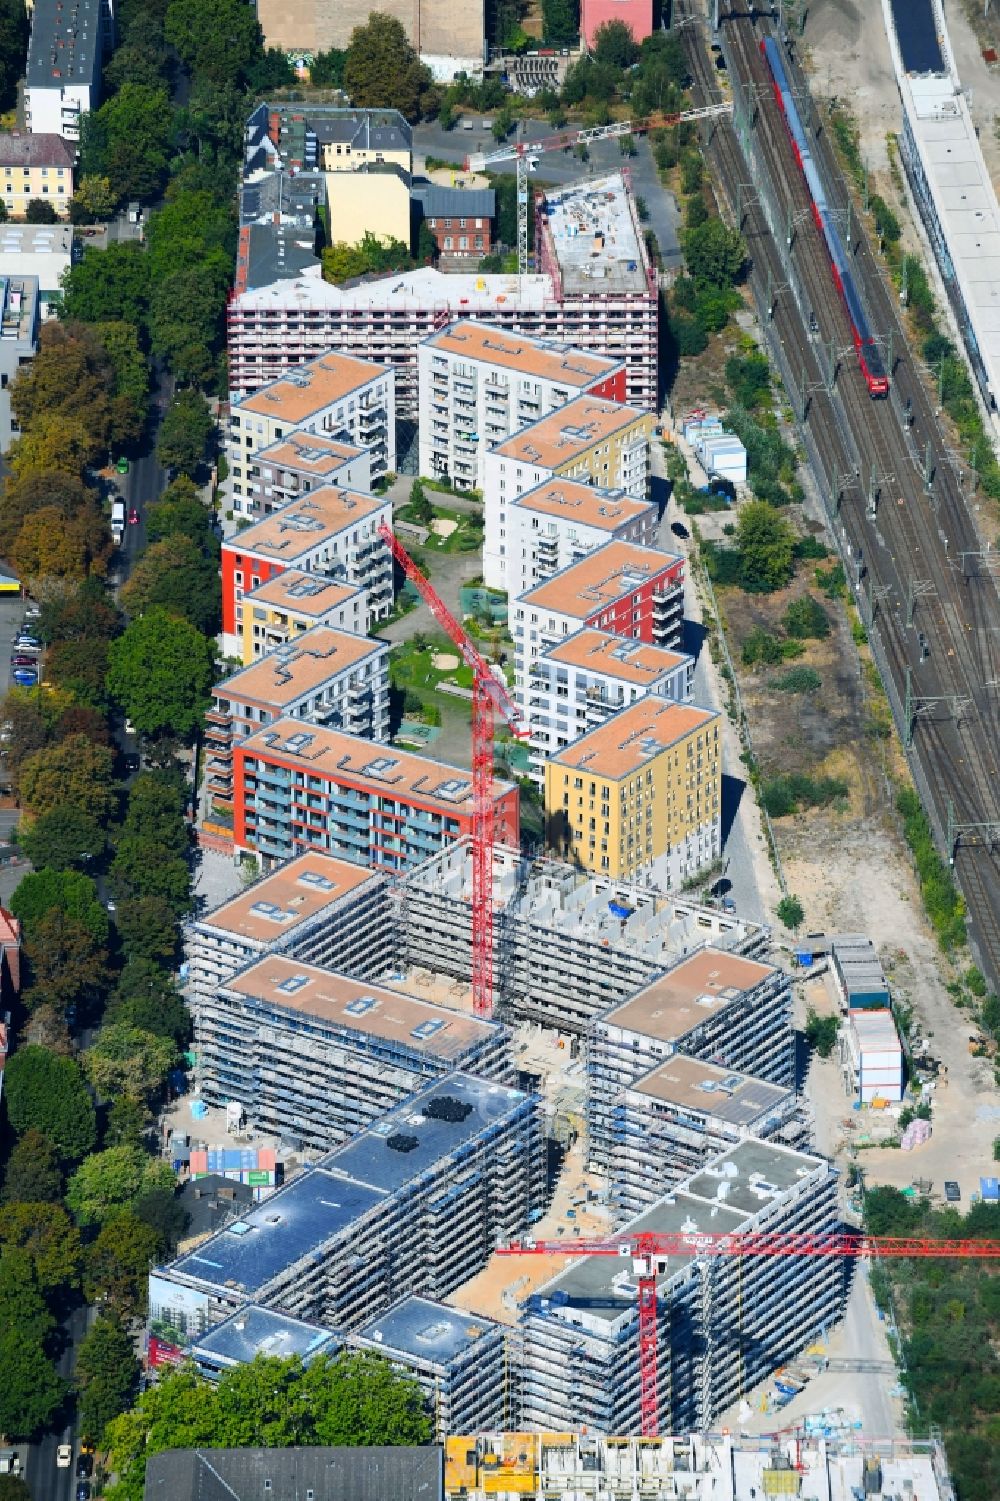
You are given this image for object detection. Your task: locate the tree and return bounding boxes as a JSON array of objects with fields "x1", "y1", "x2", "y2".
[
  {"x1": 778, "y1": 893, "x2": 805, "y2": 931},
  {"x1": 108, "y1": 960, "x2": 192, "y2": 1046},
  {"x1": 60, "y1": 242, "x2": 151, "y2": 328},
  {"x1": 3, "y1": 1048, "x2": 96, "y2": 1162},
  {"x1": 121, "y1": 771, "x2": 189, "y2": 855},
  {"x1": 105, "y1": 1095, "x2": 148, "y2": 1151},
  {"x1": 805, "y1": 1007, "x2": 839, "y2": 1057},
  {"x1": 343, "y1": 13, "x2": 432, "y2": 121},
  {"x1": 80, "y1": 84, "x2": 174, "y2": 203},
  {"x1": 0, "y1": 1330, "x2": 66, "y2": 1439},
  {"x1": 408, "y1": 479, "x2": 433, "y2": 524},
  {"x1": 310, "y1": 47, "x2": 346, "y2": 87},
  {"x1": 120, "y1": 534, "x2": 220, "y2": 635},
  {"x1": 0, "y1": 0, "x2": 28, "y2": 114},
  {"x1": 12, "y1": 503, "x2": 110, "y2": 584},
  {"x1": 67, "y1": 1146, "x2": 175, "y2": 1229},
  {"x1": 592, "y1": 18, "x2": 638, "y2": 67},
  {"x1": 75, "y1": 1317, "x2": 141, "y2": 1441},
  {"x1": 25, "y1": 197, "x2": 57, "y2": 223},
  {"x1": 0, "y1": 1247, "x2": 56, "y2": 1346},
  {"x1": 0, "y1": 1476, "x2": 32, "y2": 1500},
  {"x1": 321, "y1": 232, "x2": 413, "y2": 286},
  {"x1": 37, "y1": 575, "x2": 122, "y2": 645},
  {"x1": 45, "y1": 636, "x2": 111, "y2": 709},
  {"x1": 116, "y1": 896, "x2": 180, "y2": 966},
  {"x1": 165, "y1": 0, "x2": 262, "y2": 84},
  {"x1": 10, "y1": 321, "x2": 114, "y2": 453},
  {"x1": 302, "y1": 1351, "x2": 431, "y2": 1446},
  {"x1": 111, "y1": 838, "x2": 192, "y2": 914},
  {"x1": 146, "y1": 481, "x2": 218, "y2": 556},
  {"x1": 95, "y1": 319, "x2": 150, "y2": 447},
  {"x1": 19, "y1": 734, "x2": 117, "y2": 824},
  {"x1": 23, "y1": 1003, "x2": 73, "y2": 1057},
  {"x1": 0, "y1": 1202, "x2": 82, "y2": 1295},
  {"x1": 735, "y1": 500, "x2": 796, "y2": 593},
  {"x1": 2, "y1": 1129, "x2": 64, "y2": 1205},
  {"x1": 106, "y1": 609, "x2": 214, "y2": 740},
  {"x1": 156, "y1": 389, "x2": 214, "y2": 477},
  {"x1": 69, "y1": 173, "x2": 118, "y2": 224},
  {"x1": 83, "y1": 1025, "x2": 178, "y2": 1110},
  {"x1": 782, "y1": 594, "x2": 830, "y2": 640},
  {"x1": 84, "y1": 1212, "x2": 162, "y2": 1319},
  {"x1": 103, "y1": 38, "x2": 171, "y2": 96},
  {"x1": 10, "y1": 867, "x2": 110, "y2": 945},
  {"x1": 541, "y1": 0, "x2": 577, "y2": 45},
  {"x1": 681, "y1": 217, "x2": 747, "y2": 289},
  {"x1": 247, "y1": 46, "x2": 295, "y2": 91},
  {"x1": 22, "y1": 908, "x2": 107, "y2": 1014}
]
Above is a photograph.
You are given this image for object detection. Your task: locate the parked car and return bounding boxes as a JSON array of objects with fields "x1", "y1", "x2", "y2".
[
  {"x1": 944, "y1": 1180, "x2": 961, "y2": 1202},
  {"x1": 12, "y1": 668, "x2": 37, "y2": 686},
  {"x1": 14, "y1": 635, "x2": 39, "y2": 649},
  {"x1": 76, "y1": 1454, "x2": 93, "y2": 1479},
  {"x1": 124, "y1": 753, "x2": 140, "y2": 774},
  {"x1": 76, "y1": 1483, "x2": 91, "y2": 1501},
  {"x1": 670, "y1": 521, "x2": 690, "y2": 539},
  {"x1": 57, "y1": 1445, "x2": 72, "y2": 1468},
  {"x1": 10, "y1": 655, "x2": 36, "y2": 667}
]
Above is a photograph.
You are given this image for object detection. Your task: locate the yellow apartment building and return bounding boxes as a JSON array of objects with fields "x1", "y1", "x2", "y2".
[
  {"x1": 0, "y1": 133, "x2": 74, "y2": 218},
  {"x1": 325, "y1": 163, "x2": 411, "y2": 250},
  {"x1": 544, "y1": 697, "x2": 721, "y2": 887}
]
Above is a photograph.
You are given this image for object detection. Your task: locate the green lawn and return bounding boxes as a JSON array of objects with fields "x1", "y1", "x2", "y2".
[{"x1": 398, "y1": 502, "x2": 483, "y2": 555}]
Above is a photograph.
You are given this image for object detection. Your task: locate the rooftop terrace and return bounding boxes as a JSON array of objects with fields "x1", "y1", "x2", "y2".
[
  {"x1": 229, "y1": 488, "x2": 386, "y2": 563},
  {"x1": 550, "y1": 698, "x2": 717, "y2": 779},
  {"x1": 244, "y1": 570, "x2": 366, "y2": 618},
  {"x1": 238, "y1": 350, "x2": 389, "y2": 422},
  {"x1": 539, "y1": 629, "x2": 692, "y2": 685},
  {"x1": 213, "y1": 626, "x2": 383, "y2": 708},
  {"x1": 492, "y1": 396, "x2": 650, "y2": 471},
  {"x1": 191, "y1": 852, "x2": 377, "y2": 946},
  {"x1": 512, "y1": 478, "x2": 652, "y2": 531},
  {"x1": 519, "y1": 540, "x2": 682, "y2": 619}
]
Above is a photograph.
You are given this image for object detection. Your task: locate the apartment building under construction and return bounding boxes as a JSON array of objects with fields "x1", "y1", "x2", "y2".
[
  {"x1": 150, "y1": 1073, "x2": 546, "y2": 1338},
  {"x1": 587, "y1": 949, "x2": 794, "y2": 1170},
  {"x1": 611, "y1": 1055, "x2": 804, "y2": 1222},
  {"x1": 198, "y1": 956, "x2": 510, "y2": 1149},
  {"x1": 396, "y1": 841, "x2": 769, "y2": 1034},
  {"x1": 518, "y1": 1140, "x2": 842, "y2": 1435}
]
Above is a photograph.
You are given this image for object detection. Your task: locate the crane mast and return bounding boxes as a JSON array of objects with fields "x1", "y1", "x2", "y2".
[
  {"x1": 379, "y1": 522, "x2": 528, "y2": 1018},
  {"x1": 499, "y1": 1228, "x2": 1000, "y2": 1437}
]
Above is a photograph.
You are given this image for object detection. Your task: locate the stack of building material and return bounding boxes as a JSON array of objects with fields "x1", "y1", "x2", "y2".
[{"x1": 900, "y1": 1118, "x2": 931, "y2": 1151}]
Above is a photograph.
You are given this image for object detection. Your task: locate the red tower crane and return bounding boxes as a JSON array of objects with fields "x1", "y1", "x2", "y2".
[
  {"x1": 499, "y1": 1228, "x2": 1000, "y2": 1437},
  {"x1": 379, "y1": 521, "x2": 529, "y2": 1019}
]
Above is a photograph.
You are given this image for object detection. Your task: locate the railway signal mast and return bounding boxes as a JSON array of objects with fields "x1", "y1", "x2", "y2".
[
  {"x1": 466, "y1": 105, "x2": 733, "y2": 279},
  {"x1": 379, "y1": 522, "x2": 529, "y2": 1019},
  {"x1": 500, "y1": 1228, "x2": 1000, "y2": 1437}
]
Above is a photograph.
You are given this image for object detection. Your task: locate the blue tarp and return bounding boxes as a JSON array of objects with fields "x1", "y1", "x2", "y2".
[
  {"x1": 980, "y1": 1177, "x2": 999, "y2": 1201},
  {"x1": 609, "y1": 902, "x2": 633, "y2": 919}
]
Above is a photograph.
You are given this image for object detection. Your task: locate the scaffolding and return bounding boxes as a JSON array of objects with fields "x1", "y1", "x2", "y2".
[{"x1": 396, "y1": 842, "x2": 769, "y2": 1035}]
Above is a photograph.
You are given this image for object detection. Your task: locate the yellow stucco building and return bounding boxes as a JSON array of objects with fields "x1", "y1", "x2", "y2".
[
  {"x1": 0, "y1": 133, "x2": 74, "y2": 219},
  {"x1": 544, "y1": 696, "x2": 722, "y2": 887}
]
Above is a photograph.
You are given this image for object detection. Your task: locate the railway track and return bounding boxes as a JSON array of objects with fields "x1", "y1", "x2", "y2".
[{"x1": 676, "y1": 0, "x2": 1000, "y2": 987}]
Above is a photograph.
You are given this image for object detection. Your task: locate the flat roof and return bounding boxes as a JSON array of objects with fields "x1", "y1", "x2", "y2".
[
  {"x1": 534, "y1": 1141, "x2": 827, "y2": 1318},
  {"x1": 168, "y1": 1167, "x2": 388, "y2": 1295},
  {"x1": 255, "y1": 432, "x2": 368, "y2": 477},
  {"x1": 849, "y1": 1010, "x2": 900, "y2": 1048},
  {"x1": 520, "y1": 539, "x2": 682, "y2": 619},
  {"x1": 237, "y1": 350, "x2": 389, "y2": 423},
  {"x1": 549, "y1": 698, "x2": 718, "y2": 779},
  {"x1": 222, "y1": 955, "x2": 499, "y2": 1060},
  {"x1": 425, "y1": 321, "x2": 621, "y2": 385},
  {"x1": 26, "y1": 0, "x2": 102, "y2": 87},
  {"x1": 601, "y1": 948, "x2": 778, "y2": 1041},
  {"x1": 194, "y1": 851, "x2": 377, "y2": 946},
  {"x1": 357, "y1": 1295, "x2": 500, "y2": 1365},
  {"x1": 540, "y1": 629, "x2": 691, "y2": 685},
  {"x1": 227, "y1": 488, "x2": 387, "y2": 564},
  {"x1": 542, "y1": 173, "x2": 649, "y2": 296},
  {"x1": 239, "y1": 719, "x2": 514, "y2": 815},
  {"x1": 319, "y1": 1074, "x2": 532, "y2": 1195},
  {"x1": 492, "y1": 396, "x2": 649, "y2": 470},
  {"x1": 885, "y1": 0, "x2": 1000, "y2": 407},
  {"x1": 192, "y1": 1305, "x2": 338, "y2": 1367},
  {"x1": 213, "y1": 626, "x2": 383, "y2": 709},
  {"x1": 630, "y1": 1055, "x2": 793, "y2": 1126},
  {"x1": 245, "y1": 570, "x2": 366, "y2": 618},
  {"x1": 235, "y1": 266, "x2": 553, "y2": 314},
  {"x1": 512, "y1": 478, "x2": 653, "y2": 532}
]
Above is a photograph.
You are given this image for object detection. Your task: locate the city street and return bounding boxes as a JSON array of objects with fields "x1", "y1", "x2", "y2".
[{"x1": 412, "y1": 122, "x2": 682, "y2": 265}]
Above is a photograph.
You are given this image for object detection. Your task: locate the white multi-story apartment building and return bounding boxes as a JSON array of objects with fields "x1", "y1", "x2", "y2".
[
  {"x1": 228, "y1": 351, "x2": 395, "y2": 516},
  {"x1": 511, "y1": 539, "x2": 686, "y2": 698},
  {"x1": 506, "y1": 477, "x2": 656, "y2": 605},
  {"x1": 524, "y1": 628, "x2": 694, "y2": 784},
  {"x1": 25, "y1": 0, "x2": 109, "y2": 141},
  {"x1": 204, "y1": 625, "x2": 390, "y2": 810},
  {"x1": 221, "y1": 487, "x2": 393, "y2": 657},
  {"x1": 244, "y1": 432, "x2": 372, "y2": 518},
  {"x1": 483, "y1": 397, "x2": 653, "y2": 591},
  {"x1": 417, "y1": 321, "x2": 625, "y2": 492}
]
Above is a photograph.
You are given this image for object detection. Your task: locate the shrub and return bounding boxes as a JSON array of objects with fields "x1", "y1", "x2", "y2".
[
  {"x1": 762, "y1": 773, "x2": 849, "y2": 818},
  {"x1": 896, "y1": 788, "x2": 966, "y2": 950},
  {"x1": 794, "y1": 535, "x2": 830, "y2": 561},
  {"x1": 783, "y1": 595, "x2": 830, "y2": 639},
  {"x1": 725, "y1": 351, "x2": 771, "y2": 409},
  {"x1": 742, "y1": 627, "x2": 783, "y2": 668},
  {"x1": 815, "y1": 562, "x2": 846, "y2": 598},
  {"x1": 966, "y1": 966, "x2": 988, "y2": 998},
  {"x1": 672, "y1": 315, "x2": 708, "y2": 357},
  {"x1": 773, "y1": 666, "x2": 821, "y2": 693}
]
